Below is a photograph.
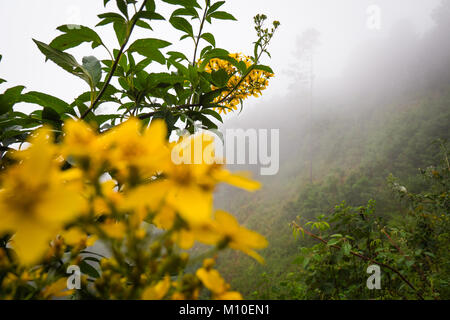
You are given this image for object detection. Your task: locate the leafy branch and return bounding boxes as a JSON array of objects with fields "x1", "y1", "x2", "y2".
[
  {"x1": 80, "y1": 0, "x2": 149, "y2": 119},
  {"x1": 291, "y1": 221, "x2": 425, "y2": 300}
]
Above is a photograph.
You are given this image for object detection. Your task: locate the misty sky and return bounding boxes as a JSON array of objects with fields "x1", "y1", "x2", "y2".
[{"x1": 0, "y1": 0, "x2": 442, "y2": 115}]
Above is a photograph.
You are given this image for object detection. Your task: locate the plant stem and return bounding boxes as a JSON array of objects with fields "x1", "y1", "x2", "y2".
[
  {"x1": 192, "y1": 4, "x2": 209, "y2": 67},
  {"x1": 80, "y1": 0, "x2": 148, "y2": 120}
]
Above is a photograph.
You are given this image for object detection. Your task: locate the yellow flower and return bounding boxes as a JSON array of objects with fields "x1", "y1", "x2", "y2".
[
  {"x1": 119, "y1": 132, "x2": 259, "y2": 229},
  {"x1": 215, "y1": 291, "x2": 243, "y2": 300},
  {"x1": 196, "y1": 267, "x2": 227, "y2": 294},
  {"x1": 99, "y1": 219, "x2": 126, "y2": 239},
  {"x1": 0, "y1": 128, "x2": 86, "y2": 264},
  {"x1": 92, "y1": 180, "x2": 123, "y2": 216},
  {"x1": 41, "y1": 278, "x2": 74, "y2": 299},
  {"x1": 197, "y1": 211, "x2": 268, "y2": 263},
  {"x1": 203, "y1": 53, "x2": 274, "y2": 114},
  {"x1": 172, "y1": 229, "x2": 195, "y2": 250},
  {"x1": 162, "y1": 134, "x2": 260, "y2": 226},
  {"x1": 60, "y1": 228, "x2": 97, "y2": 248},
  {"x1": 196, "y1": 262, "x2": 242, "y2": 300},
  {"x1": 142, "y1": 275, "x2": 171, "y2": 300},
  {"x1": 61, "y1": 120, "x2": 111, "y2": 177},
  {"x1": 104, "y1": 118, "x2": 169, "y2": 182}
]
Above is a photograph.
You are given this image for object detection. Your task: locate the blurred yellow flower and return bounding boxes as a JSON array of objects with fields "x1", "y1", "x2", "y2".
[
  {"x1": 142, "y1": 275, "x2": 171, "y2": 300},
  {"x1": 0, "y1": 128, "x2": 86, "y2": 264},
  {"x1": 196, "y1": 261, "x2": 242, "y2": 300},
  {"x1": 104, "y1": 118, "x2": 169, "y2": 182},
  {"x1": 41, "y1": 278, "x2": 74, "y2": 299},
  {"x1": 197, "y1": 210, "x2": 268, "y2": 263}
]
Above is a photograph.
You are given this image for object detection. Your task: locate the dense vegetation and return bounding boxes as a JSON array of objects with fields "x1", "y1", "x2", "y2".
[{"x1": 215, "y1": 1, "x2": 450, "y2": 300}]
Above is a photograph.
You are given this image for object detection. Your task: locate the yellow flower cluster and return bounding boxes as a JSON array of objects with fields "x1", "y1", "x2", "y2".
[
  {"x1": 204, "y1": 53, "x2": 274, "y2": 114},
  {"x1": 0, "y1": 118, "x2": 267, "y2": 300}
]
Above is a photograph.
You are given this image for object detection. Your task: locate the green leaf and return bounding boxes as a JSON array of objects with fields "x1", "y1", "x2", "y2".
[
  {"x1": 82, "y1": 256, "x2": 100, "y2": 263},
  {"x1": 116, "y1": 0, "x2": 129, "y2": 18},
  {"x1": 162, "y1": 0, "x2": 201, "y2": 8},
  {"x1": 113, "y1": 21, "x2": 127, "y2": 45},
  {"x1": 207, "y1": 1, "x2": 225, "y2": 15},
  {"x1": 171, "y1": 7, "x2": 199, "y2": 19},
  {"x1": 201, "y1": 32, "x2": 215, "y2": 47},
  {"x1": 169, "y1": 17, "x2": 194, "y2": 37},
  {"x1": 208, "y1": 11, "x2": 236, "y2": 21},
  {"x1": 129, "y1": 38, "x2": 171, "y2": 64},
  {"x1": 145, "y1": 0, "x2": 156, "y2": 12},
  {"x1": 211, "y1": 69, "x2": 229, "y2": 87},
  {"x1": 129, "y1": 38, "x2": 172, "y2": 51},
  {"x1": 82, "y1": 56, "x2": 102, "y2": 87},
  {"x1": 50, "y1": 25, "x2": 103, "y2": 51},
  {"x1": 34, "y1": 39, "x2": 82, "y2": 74},
  {"x1": 200, "y1": 88, "x2": 225, "y2": 104},
  {"x1": 253, "y1": 64, "x2": 274, "y2": 74},
  {"x1": 20, "y1": 91, "x2": 70, "y2": 114},
  {"x1": 135, "y1": 20, "x2": 152, "y2": 30},
  {"x1": 0, "y1": 86, "x2": 26, "y2": 115},
  {"x1": 79, "y1": 260, "x2": 100, "y2": 278},
  {"x1": 134, "y1": 11, "x2": 165, "y2": 21},
  {"x1": 342, "y1": 242, "x2": 352, "y2": 256},
  {"x1": 201, "y1": 109, "x2": 223, "y2": 123},
  {"x1": 42, "y1": 106, "x2": 61, "y2": 123},
  {"x1": 34, "y1": 40, "x2": 105, "y2": 88},
  {"x1": 167, "y1": 51, "x2": 189, "y2": 62},
  {"x1": 97, "y1": 12, "x2": 126, "y2": 27}
]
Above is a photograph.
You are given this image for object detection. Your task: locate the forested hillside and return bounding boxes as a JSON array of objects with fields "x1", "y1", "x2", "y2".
[{"x1": 214, "y1": 1, "x2": 450, "y2": 299}]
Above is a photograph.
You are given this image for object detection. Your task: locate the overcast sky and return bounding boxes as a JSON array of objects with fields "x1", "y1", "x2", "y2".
[{"x1": 0, "y1": 0, "x2": 442, "y2": 115}]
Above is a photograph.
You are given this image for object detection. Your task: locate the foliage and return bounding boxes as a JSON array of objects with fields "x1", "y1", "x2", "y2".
[
  {"x1": 0, "y1": 0, "x2": 279, "y2": 300},
  {"x1": 216, "y1": 87, "x2": 449, "y2": 299},
  {"x1": 277, "y1": 142, "x2": 449, "y2": 300}
]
